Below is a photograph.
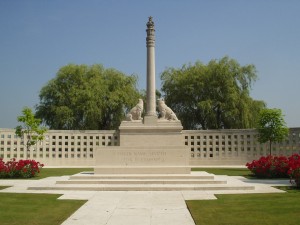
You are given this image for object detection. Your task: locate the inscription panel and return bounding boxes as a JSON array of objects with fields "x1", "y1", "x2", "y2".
[
  {"x1": 96, "y1": 147, "x2": 189, "y2": 166},
  {"x1": 118, "y1": 151, "x2": 167, "y2": 164}
]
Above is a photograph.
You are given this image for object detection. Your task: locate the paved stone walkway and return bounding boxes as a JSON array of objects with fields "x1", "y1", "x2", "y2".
[
  {"x1": 0, "y1": 174, "x2": 290, "y2": 225},
  {"x1": 61, "y1": 191, "x2": 194, "y2": 225}
]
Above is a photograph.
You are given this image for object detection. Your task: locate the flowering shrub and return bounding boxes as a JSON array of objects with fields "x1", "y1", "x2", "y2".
[
  {"x1": 288, "y1": 154, "x2": 300, "y2": 188},
  {"x1": 246, "y1": 155, "x2": 289, "y2": 178},
  {"x1": 246, "y1": 154, "x2": 300, "y2": 188},
  {"x1": 0, "y1": 158, "x2": 44, "y2": 178}
]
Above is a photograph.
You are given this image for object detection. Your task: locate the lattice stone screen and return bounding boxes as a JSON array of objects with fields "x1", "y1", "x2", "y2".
[
  {"x1": 184, "y1": 128, "x2": 300, "y2": 165},
  {"x1": 1, "y1": 128, "x2": 299, "y2": 166},
  {"x1": 0, "y1": 129, "x2": 118, "y2": 166}
]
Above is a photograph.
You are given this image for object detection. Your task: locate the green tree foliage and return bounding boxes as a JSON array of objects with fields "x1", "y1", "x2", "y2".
[
  {"x1": 161, "y1": 56, "x2": 266, "y2": 129},
  {"x1": 15, "y1": 107, "x2": 47, "y2": 158},
  {"x1": 256, "y1": 108, "x2": 289, "y2": 155},
  {"x1": 35, "y1": 64, "x2": 140, "y2": 130}
]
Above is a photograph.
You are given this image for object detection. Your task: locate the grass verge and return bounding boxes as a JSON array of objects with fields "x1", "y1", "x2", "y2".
[
  {"x1": 0, "y1": 186, "x2": 11, "y2": 190},
  {"x1": 1, "y1": 168, "x2": 93, "y2": 180},
  {"x1": 33, "y1": 167, "x2": 93, "y2": 179},
  {"x1": 0, "y1": 193, "x2": 86, "y2": 225},
  {"x1": 192, "y1": 167, "x2": 254, "y2": 178},
  {"x1": 192, "y1": 167, "x2": 290, "y2": 180},
  {"x1": 186, "y1": 188, "x2": 300, "y2": 225}
]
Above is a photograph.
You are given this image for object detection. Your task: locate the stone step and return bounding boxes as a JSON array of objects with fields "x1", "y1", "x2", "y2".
[
  {"x1": 69, "y1": 173, "x2": 215, "y2": 180},
  {"x1": 56, "y1": 179, "x2": 226, "y2": 185},
  {"x1": 94, "y1": 166, "x2": 191, "y2": 174},
  {"x1": 26, "y1": 172, "x2": 255, "y2": 192},
  {"x1": 28, "y1": 184, "x2": 255, "y2": 191}
]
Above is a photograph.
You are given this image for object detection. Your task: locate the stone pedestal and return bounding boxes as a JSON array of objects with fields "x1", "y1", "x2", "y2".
[
  {"x1": 94, "y1": 146, "x2": 190, "y2": 174},
  {"x1": 94, "y1": 120, "x2": 191, "y2": 174},
  {"x1": 119, "y1": 120, "x2": 184, "y2": 146}
]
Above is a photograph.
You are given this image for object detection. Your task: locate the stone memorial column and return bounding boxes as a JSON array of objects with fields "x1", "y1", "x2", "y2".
[
  {"x1": 144, "y1": 16, "x2": 157, "y2": 124},
  {"x1": 95, "y1": 17, "x2": 190, "y2": 175}
]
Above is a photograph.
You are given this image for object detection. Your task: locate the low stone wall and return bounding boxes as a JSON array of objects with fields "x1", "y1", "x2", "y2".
[
  {"x1": 1, "y1": 128, "x2": 300, "y2": 166},
  {"x1": 0, "y1": 129, "x2": 118, "y2": 166},
  {"x1": 184, "y1": 128, "x2": 300, "y2": 165}
]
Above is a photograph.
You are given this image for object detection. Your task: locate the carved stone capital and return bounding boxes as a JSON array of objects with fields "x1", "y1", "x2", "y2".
[{"x1": 146, "y1": 16, "x2": 155, "y2": 47}]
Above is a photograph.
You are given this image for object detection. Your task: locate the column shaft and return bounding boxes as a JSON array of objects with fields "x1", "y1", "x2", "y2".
[
  {"x1": 145, "y1": 16, "x2": 157, "y2": 118},
  {"x1": 146, "y1": 45, "x2": 156, "y2": 116}
]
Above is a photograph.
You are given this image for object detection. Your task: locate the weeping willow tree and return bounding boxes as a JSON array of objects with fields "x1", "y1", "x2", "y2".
[
  {"x1": 161, "y1": 56, "x2": 266, "y2": 129},
  {"x1": 36, "y1": 64, "x2": 140, "y2": 130}
]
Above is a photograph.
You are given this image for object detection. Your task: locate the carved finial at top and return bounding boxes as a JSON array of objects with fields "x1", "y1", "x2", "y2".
[
  {"x1": 147, "y1": 16, "x2": 154, "y2": 28},
  {"x1": 146, "y1": 16, "x2": 155, "y2": 47}
]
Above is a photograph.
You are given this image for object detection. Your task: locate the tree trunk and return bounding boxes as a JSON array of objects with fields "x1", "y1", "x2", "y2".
[{"x1": 26, "y1": 142, "x2": 29, "y2": 159}]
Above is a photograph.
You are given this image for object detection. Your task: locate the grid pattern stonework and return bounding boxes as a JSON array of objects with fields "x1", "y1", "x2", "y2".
[
  {"x1": 0, "y1": 129, "x2": 118, "y2": 166},
  {"x1": 0, "y1": 128, "x2": 299, "y2": 166}
]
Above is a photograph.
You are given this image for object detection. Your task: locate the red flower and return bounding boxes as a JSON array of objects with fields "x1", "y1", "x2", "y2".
[
  {"x1": 246, "y1": 155, "x2": 289, "y2": 178},
  {"x1": 0, "y1": 158, "x2": 45, "y2": 178}
]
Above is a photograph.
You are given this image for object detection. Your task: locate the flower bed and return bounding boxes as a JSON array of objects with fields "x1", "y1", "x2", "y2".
[
  {"x1": 288, "y1": 154, "x2": 300, "y2": 187},
  {"x1": 246, "y1": 154, "x2": 300, "y2": 188},
  {"x1": 0, "y1": 158, "x2": 44, "y2": 178},
  {"x1": 246, "y1": 155, "x2": 289, "y2": 178}
]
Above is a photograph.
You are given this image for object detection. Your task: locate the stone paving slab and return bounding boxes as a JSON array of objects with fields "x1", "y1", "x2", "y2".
[
  {"x1": 0, "y1": 172, "x2": 291, "y2": 225},
  {"x1": 61, "y1": 191, "x2": 195, "y2": 225}
]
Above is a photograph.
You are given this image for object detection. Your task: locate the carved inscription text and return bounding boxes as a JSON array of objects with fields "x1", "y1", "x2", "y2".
[{"x1": 118, "y1": 151, "x2": 167, "y2": 164}]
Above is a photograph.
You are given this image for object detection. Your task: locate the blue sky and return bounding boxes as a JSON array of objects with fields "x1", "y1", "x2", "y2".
[{"x1": 1, "y1": 0, "x2": 299, "y2": 128}]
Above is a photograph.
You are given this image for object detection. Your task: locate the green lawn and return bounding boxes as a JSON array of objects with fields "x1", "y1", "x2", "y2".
[
  {"x1": 0, "y1": 193, "x2": 86, "y2": 225},
  {"x1": 192, "y1": 167, "x2": 254, "y2": 177},
  {"x1": 187, "y1": 187, "x2": 300, "y2": 225},
  {"x1": 1, "y1": 168, "x2": 298, "y2": 225},
  {"x1": 0, "y1": 168, "x2": 93, "y2": 180},
  {"x1": 192, "y1": 167, "x2": 290, "y2": 179},
  {"x1": 0, "y1": 186, "x2": 11, "y2": 190},
  {"x1": 33, "y1": 167, "x2": 93, "y2": 179},
  {"x1": 0, "y1": 168, "x2": 90, "y2": 224}
]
